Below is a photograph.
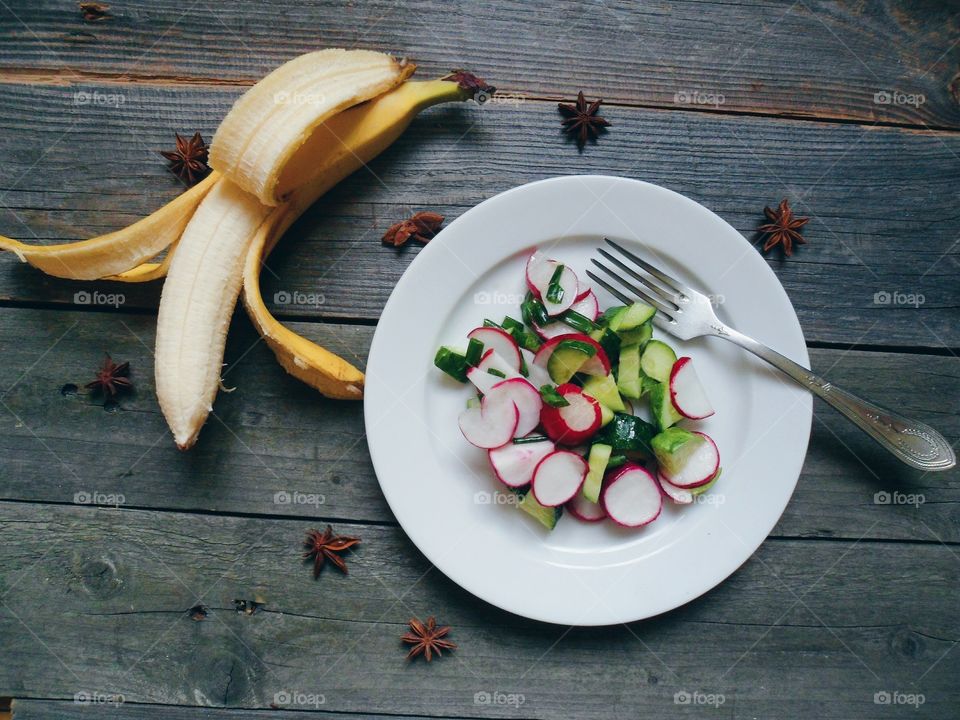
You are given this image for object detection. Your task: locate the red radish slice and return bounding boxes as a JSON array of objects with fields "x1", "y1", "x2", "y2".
[
  {"x1": 520, "y1": 348, "x2": 551, "y2": 388},
  {"x1": 657, "y1": 472, "x2": 694, "y2": 504},
  {"x1": 669, "y1": 357, "x2": 715, "y2": 419},
  {"x1": 467, "y1": 326, "x2": 522, "y2": 372},
  {"x1": 532, "y1": 320, "x2": 573, "y2": 340},
  {"x1": 602, "y1": 464, "x2": 662, "y2": 527},
  {"x1": 574, "y1": 286, "x2": 592, "y2": 302},
  {"x1": 540, "y1": 384, "x2": 602, "y2": 445},
  {"x1": 458, "y1": 392, "x2": 518, "y2": 449},
  {"x1": 570, "y1": 290, "x2": 599, "y2": 321},
  {"x1": 488, "y1": 378, "x2": 542, "y2": 437},
  {"x1": 659, "y1": 432, "x2": 720, "y2": 488},
  {"x1": 488, "y1": 438, "x2": 555, "y2": 488},
  {"x1": 532, "y1": 334, "x2": 611, "y2": 377},
  {"x1": 531, "y1": 450, "x2": 588, "y2": 507},
  {"x1": 567, "y1": 492, "x2": 607, "y2": 522},
  {"x1": 524, "y1": 251, "x2": 579, "y2": 315},
  {"x1": 467, "y1": 349, "x2": 522, "y2": 394}
]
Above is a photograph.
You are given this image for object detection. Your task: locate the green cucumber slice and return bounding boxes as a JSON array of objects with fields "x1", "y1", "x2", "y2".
[
  {"x1": 616, "y1": 343, "x2": 643, "y2": 399},
  {"x1": 594, "y1": 412, "x2": 656, "y2": 457},
  {"x1": 640, "y1": 340, "x2": 677, "y2": 383},
  {"x1": 517, "y1": 490, "x2": 562, "y2": 530},
  {"x1": 546, "y1": 339, "x2": 597, "y2": 384},
  {"x1": 617, "y1": 321, "x2": 652, "y2": 348},
  {"x1": 599, "y1": 401, "x2": 614, "y2": 427},
  {"x1": 589, "y1": 327, "x2": 621, "y2": 366},
  {"x1": 649, "y1": 380, "x2": 683, "y2": 430},
  {"x1": 582, "y1": 374, "x2": 626, "y2": 412},
  {"x1": 583, "y1": 443, "x2": 613, "y2": 503},
  {"x1": 651, "y1": 427, "x2": 706, "y2": 477},
  {"x1": 607, "y1": 302, "x2": 656, "y2": 331},
  {"x1": 690, "y1": 467, "x2": 722, "y2": 496}
]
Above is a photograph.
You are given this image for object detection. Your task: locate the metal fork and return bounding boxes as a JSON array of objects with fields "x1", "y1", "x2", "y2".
[{"x1": 588, "y1": 238, "x2": 956, "y2": 472}]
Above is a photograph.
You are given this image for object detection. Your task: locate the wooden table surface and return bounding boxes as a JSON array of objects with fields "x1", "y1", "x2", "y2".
[{"x1": 0, "y1": 2, "x2": 958, "y2": 719}]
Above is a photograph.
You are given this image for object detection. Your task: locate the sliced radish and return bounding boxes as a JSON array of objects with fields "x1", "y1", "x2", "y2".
[
  {"x1": 532, "y1": 320, "x2": 574, "y2": 340},
  {"x1": 531, "y1": 450, "x2": 588, "y2": 507},
  {"x1": 602, "y1": 464, "x2": 662, "y2": 527},
  {"x1": 488, "y1": 378, "x2": 542, "y2": 437},
  {"x1": 669, "y1": 357, "x2": 715, "y2": 419},
  {"x1": 533, "y1": 333, "x2": 611, "y2": 378},
  {"x1": 467, "y1": 349, "x2": 522, "y2": 394},
  {"x1": 467, "y1": 326, "x2": 521, "y2": 372},
  {"x1": 489, "y1": 438, "x2": 555, "y2": 487},
  {"x1": 540, "y1": 384, "x2": 602, "y2": 445},
  {"x1": 533, "y1": 291, "x2": 601, "y2": 338},
  {"x1": 524, "y1": 251, "x2": 578, "y2": 316},
  {"x1": 458, "y1": 392, "x2": 518, "y2": 449},
  {"x1": 520, "y1": 348, "x2": 552, "y2": 388},
  {"x1": 657, "y1": 473, "x2": 694, "y2": 505},
  {"x1": 659, "y1": 432, "x2": 720, "y2": 488},
  {"x1": 566, "y1": 492, "x2": 607, "y2": 522}
]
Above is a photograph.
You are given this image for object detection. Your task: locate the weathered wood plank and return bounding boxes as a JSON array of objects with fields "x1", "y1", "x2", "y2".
[
  {"x1": 0, "y1": 307, "x2": 956, "y2": 542},
  {"x1": 0, "y1": 84, "x2": 956, "y2": 348},
  {"x1": 0, "y1": 502, "x2": 957, "y2": 719},
  {"x1": 0, "y1": 0, "x2": 958, "y2": 127}
]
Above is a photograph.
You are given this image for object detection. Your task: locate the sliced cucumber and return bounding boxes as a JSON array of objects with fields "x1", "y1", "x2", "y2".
[
  {"x1": 466, "y1": 396, "x2": 481, "y2": 410},
  {"x1": 599, "y1": 401, "x2": 614, "y2": 427},
  {"x1": 516, "y1": 489, "x2": 562, "y2": 530},
  {"x1": 607, "y1": 453, "x2": 628, "y2": 470},
  {"x1": 616, "y1": 343, "x2": 643, "y2": 399},
  {"x1": 594, "y1": 412, "x2": 656, "y2": 457},
  {"x1": 547, "y1": 339, "x2": 597, "y2": 384},
  {"x1": 582, "y1": 374, "x2": 626, "y2": 412},
  {"x1": 607, "y1": 302, "x2": 656, "y2": 331},
  {"x1": 617, "y1": 321, "x2": 652, "y2": 348},
  {"x1": 583, "y1": 443, "x2": 613, "y2": 503},
  {"x1": 589, "y1": 326, "x2": 621, "y2": 366},
  {"x1": 690, "y1": 467, "x2": 722, "y2": 496},
  {"x1": 651, "y1": 427, "x2": 705, "y2": 477},
  {"x1": 649, "y1": 380, "x2": 683, "y2": 430},
  {"x1": 640, "y1": 340, "x2": 677, "y2": 383}
]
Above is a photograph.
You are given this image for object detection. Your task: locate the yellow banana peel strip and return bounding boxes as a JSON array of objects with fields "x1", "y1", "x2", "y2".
[
  {"x1": 0, "y1": 172, "x2": 218, "y2": 280},
  {"x1": 241, "y1": 77, "x2": 485, "y2": 399}
]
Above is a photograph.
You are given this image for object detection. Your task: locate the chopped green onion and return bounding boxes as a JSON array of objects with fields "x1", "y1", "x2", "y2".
[
  {"x1": 483, "y1": 318, "x2": 501, "y2": 328},
  {"x1": 546, "y1": 264, "x2": 565, "y2": 304},
  {"x1": 433, "y1": 347, "x2": 468, "y2": 382},
  {"x1": 606, "y1": 454, "x2": 628, "y2": 470},
  {"x1": 521, "y1": 293, "x2": 549, "y2": 327},
  {"x1": 561, "y1": 309, "x2": 595, "y2": 334},
  {"x1": 465, "y1": 337, "x2": 484, "y2": 367},
  {"x1": 513, "y1": 434, "x2": 550, "y2": 445},
  {"x1": 540, "y1": 384, "x2": 570, "y2": 407},
  {"x1": 486, "y1": 368, "x2": 506, "y2": 378}
]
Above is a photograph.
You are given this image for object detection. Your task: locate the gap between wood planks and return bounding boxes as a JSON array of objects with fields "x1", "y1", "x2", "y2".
[{"x1": 0, "y1": 67, "x2": 958, "y2": 134}]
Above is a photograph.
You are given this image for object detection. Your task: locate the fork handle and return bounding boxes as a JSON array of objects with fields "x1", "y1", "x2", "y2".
[{"x1": 717, "y1": 325, "x2": 955, "y2": 472}]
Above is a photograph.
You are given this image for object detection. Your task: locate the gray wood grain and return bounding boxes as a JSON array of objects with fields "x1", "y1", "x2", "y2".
[
  {"x1": 0, "y1": 307, "x2": 956, "y2": 541},
  {"x1": 0, "y1": 0, "x2": 958, "y2": 128},
  {"x1": 0, "y1": 84, "x2": 956, "y2": 348},
  {"x1": 0, "y1": 501, "x2": 957, "y2": 719}
]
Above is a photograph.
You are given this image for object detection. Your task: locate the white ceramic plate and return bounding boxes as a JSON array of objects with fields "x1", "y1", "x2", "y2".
[{"x1": 365, "y1": 176, "x2": 811, "y2": 625}]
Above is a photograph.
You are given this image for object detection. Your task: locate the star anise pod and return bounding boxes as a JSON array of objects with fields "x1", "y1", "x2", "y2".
[
  {"x1": 79, "y1": 2, "x2": 110, "y2": 21},
  {"x1": 85, "y1": 353, "x2": 132, "y2": 398},
  {"x1": 758, "y1": 198, "x2": 809, "y2": 256},
  {"x1": 303, "y1": 526, "x2": 360, "y2": 578},
  {"x1": 160, "y1": 132, "x2": 210, "y2": 186},
  {"x1": 558, "y1": 91, "x2": 611, "y2": 150},
  {"x1": 401, "y1": 616, "x2": 457, "y2": 662},
  {"x1": 382, "y1": 211, "x2": 445, "y2": 247}
]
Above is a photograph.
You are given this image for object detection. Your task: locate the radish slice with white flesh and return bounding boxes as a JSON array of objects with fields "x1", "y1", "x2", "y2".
[
  {"x1": 531, "y1": 450, "x2": 588, "y2": 507},
  {"x1": 488, "y1": 378, "x2": 542, "y2": 437},
  {"x1": 488, "y1": 438, "x2": 555, "y2": 488},
  {"x1": 534, "y1": 291, "x2": 601, "y2": 338},
  {"x1": 467, "y1": 349, "x2": 523, "y2": 395},
  {"x1": 669, "y1": 356, "x2": 715, "y2": 419},
  {"x1": 567, "y1": 492, "x2": 607, "y2": 522},
  {"x1": 525, "y1": 251, "x2": 578, "y2": 316},
  {"x1": 540, "y1": 384, "x2": 602, "y2": 445},
  {"x1": 659, "y1": 432, "x2": 720, "y2": 488},
  {"x1": 602, "y1": 464, "x2": 662, "y2": 527},
  {"x1": 467, "y1": 326, "x2": 521, "y2": 372},
  {"x1": 520, "y1": 348, "x2": 552, "y2": 388},
  {"x1": 657, "y1": 472, "x2": 694, "y2": 505},
  {"x1": 458, "y1": 392, "x2": 519, "y2": 449}
]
